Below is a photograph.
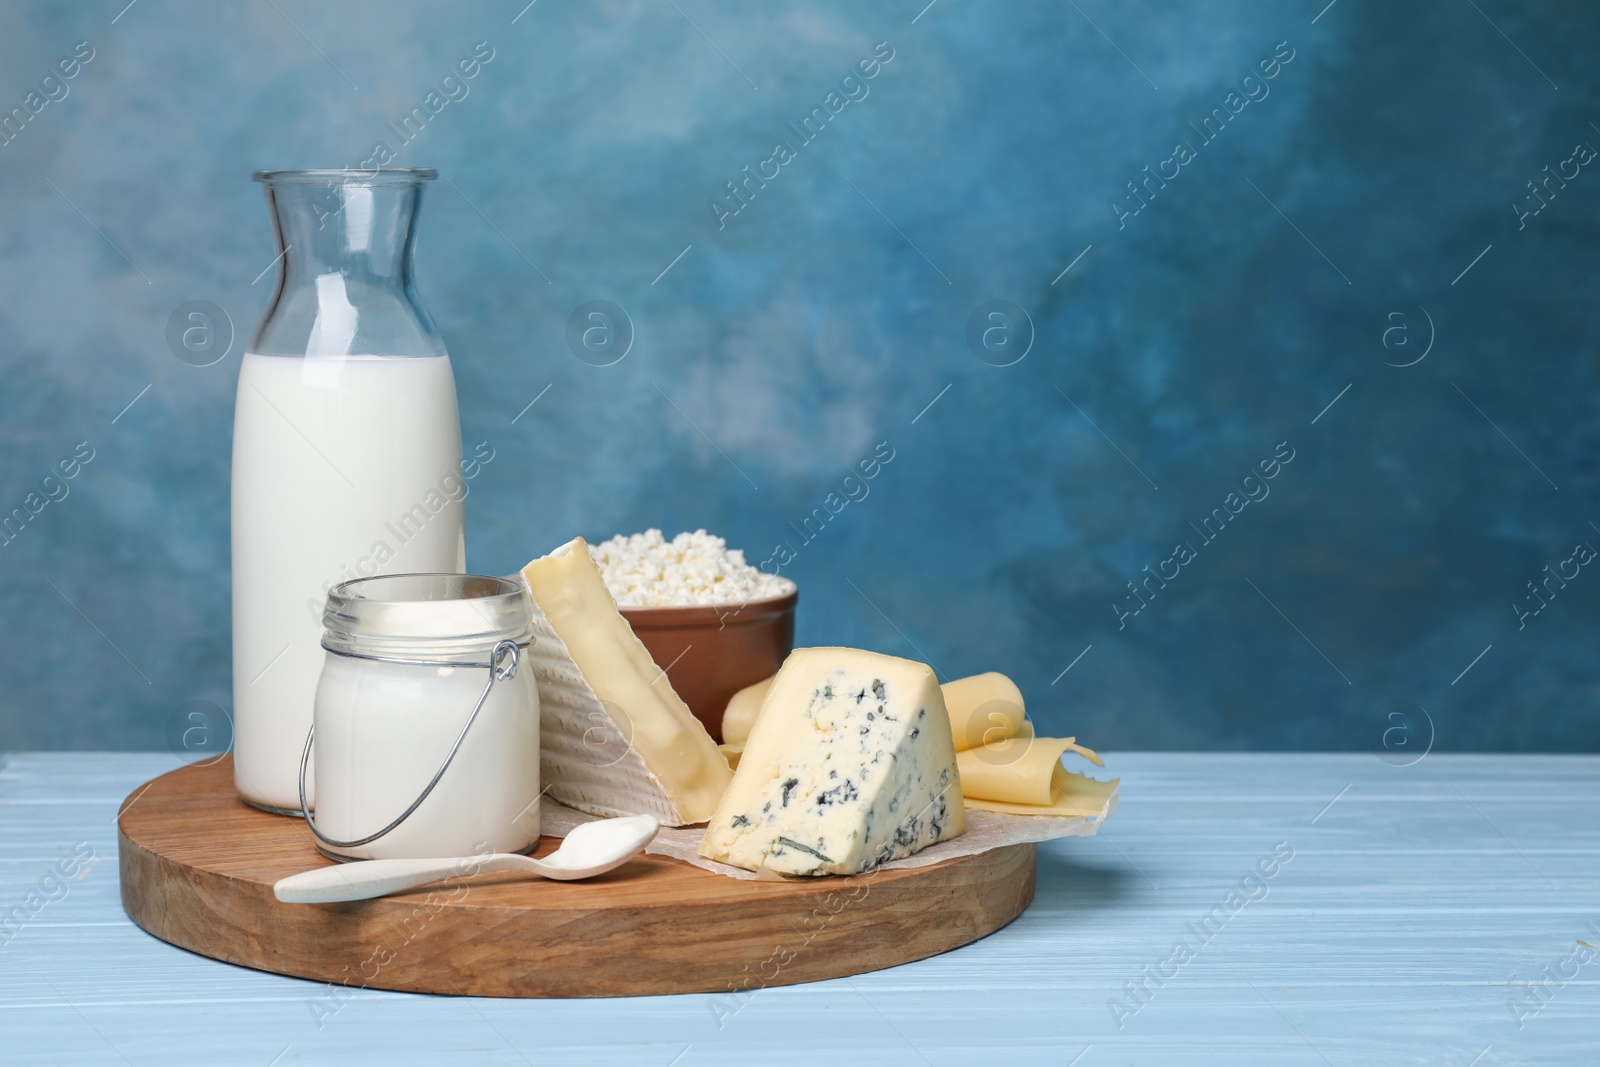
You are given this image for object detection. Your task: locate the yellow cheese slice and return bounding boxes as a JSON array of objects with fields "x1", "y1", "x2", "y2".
[
  {"x1": 521, "y1": 538, "x2": 732, "y2": 825},
  {"x1": 963, "y1": 769, "x2": 1119, "y2": 818},
  {"x1": 942, "y1": 672, "x2": 1028, "y2": 751},
  {"x1": 956, "y1": 737, "x2": 1102, "y2": 806}
]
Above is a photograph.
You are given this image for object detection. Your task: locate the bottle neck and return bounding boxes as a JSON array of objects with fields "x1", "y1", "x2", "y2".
[
  {"x1": 250, "y1": 176, "x2": 445, "y2": 358},
  {"x1": 274, "y1": 181, "x2": 416, "y2": 286}
]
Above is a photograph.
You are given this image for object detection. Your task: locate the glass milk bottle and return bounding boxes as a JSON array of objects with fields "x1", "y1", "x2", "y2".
[{"x1": 232, "y1": 168, "x2": 466, "y2": 812}]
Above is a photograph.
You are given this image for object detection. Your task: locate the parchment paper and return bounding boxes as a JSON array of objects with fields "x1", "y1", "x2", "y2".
[{"x1": 539, "y1": 781, "x2": 1120, "y2": 881}]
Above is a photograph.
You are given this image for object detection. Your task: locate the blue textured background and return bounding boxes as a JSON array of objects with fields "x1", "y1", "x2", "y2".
[{"x1": 1, "y1": 0, "x2": 1596, "y2": 753}]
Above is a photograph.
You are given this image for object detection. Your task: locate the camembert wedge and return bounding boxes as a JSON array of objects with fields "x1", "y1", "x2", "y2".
[
  {"x1": 701, "y1": 647, "x2": 964, "y2": 876},
  {"x1": 521, "y1": 538, "x2": 732, "y2": 825}
]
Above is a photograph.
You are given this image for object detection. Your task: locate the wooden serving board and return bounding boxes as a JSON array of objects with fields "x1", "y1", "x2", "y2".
[{"x1": 118, "y1": 757, "x2": 1035, "y2": 997}]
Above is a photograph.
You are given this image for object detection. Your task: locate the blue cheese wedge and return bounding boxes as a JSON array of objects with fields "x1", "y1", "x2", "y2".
[{"x1": 700, "y1": 647, "x2": 965, "y2": 876}]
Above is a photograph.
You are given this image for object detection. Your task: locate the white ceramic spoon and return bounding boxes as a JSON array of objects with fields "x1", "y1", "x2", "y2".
[{"x1": 273, "y1": 814, "x2": 660, "y2": 904}]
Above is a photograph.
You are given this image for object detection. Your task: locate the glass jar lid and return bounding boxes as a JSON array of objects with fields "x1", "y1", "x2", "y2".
[{"x1": 322, "y1": 573, "x2": 533, "y2": 661}]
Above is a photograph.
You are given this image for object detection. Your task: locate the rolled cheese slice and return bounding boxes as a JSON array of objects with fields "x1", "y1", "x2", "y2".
[
  {"x1": 720, "y1": 675, "x2": 773, "y2": 748},
  {"x1": 956, "y1": 737, "x2": 1103, "y2": 805},
  {"x1": 942, "y1": 672, "x2": 1028, "y2": 752},
  {"x1": 963, "y1": 768, "x2": 1118, "y2": 818}
]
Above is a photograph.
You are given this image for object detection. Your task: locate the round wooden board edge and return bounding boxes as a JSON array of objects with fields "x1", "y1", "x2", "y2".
[{"x1": 118, "y1": 760, "x2": 1037, "y2": 997}]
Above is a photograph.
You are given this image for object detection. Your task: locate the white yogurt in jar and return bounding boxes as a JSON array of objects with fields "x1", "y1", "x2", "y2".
[{"x1": 308, "y1": 574, "x2": 541, "y2": 861}]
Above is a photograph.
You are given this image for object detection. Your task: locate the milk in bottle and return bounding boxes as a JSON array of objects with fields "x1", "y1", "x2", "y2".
[{"x1": 232, "y1": 169, "x2": 465, "y2": 812}]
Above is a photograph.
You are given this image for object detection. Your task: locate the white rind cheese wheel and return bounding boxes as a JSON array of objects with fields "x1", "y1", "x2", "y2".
[{"x1": 521, "y1": 538, "x2": 732, "y2": 826}]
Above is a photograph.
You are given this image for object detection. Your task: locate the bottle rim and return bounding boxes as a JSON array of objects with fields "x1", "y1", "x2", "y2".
[{"x1": 252, "y1": 168, "x2": 438, "y2": 185}]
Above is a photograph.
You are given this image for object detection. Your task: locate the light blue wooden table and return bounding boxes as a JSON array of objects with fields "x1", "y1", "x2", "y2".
[{"x1": 2, "y1": 753, "x2": 1595, "y2": 1065}]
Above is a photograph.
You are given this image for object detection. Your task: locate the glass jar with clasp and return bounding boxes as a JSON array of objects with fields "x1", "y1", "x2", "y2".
[{"x1": 301, "y1": 573, "x2": 541, "y2": 861}]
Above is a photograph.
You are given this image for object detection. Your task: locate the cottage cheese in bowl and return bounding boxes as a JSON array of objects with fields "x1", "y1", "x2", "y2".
[
  {"x1": 593, "y1": 530, "x2": 797, "y2": 742},
  {"x1": 592, "y1": 529, "x2": 793, "y2": 608}
]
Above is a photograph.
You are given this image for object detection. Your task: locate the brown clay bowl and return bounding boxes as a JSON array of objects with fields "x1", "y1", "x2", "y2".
[{"x1": 620, "y1": 585, "x2": 797, "y2": 743}]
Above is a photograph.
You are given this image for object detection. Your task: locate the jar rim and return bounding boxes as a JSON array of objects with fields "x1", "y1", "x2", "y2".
[
  {"x1": 333, "y1": 573, "x2": 521, "y2": 603},
  {"x1": 252, "y1": 167, "x2": 438, "y2": 185},
  {"x1": 322, "y1": 573, "x2": 533, "y2": 660}
]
